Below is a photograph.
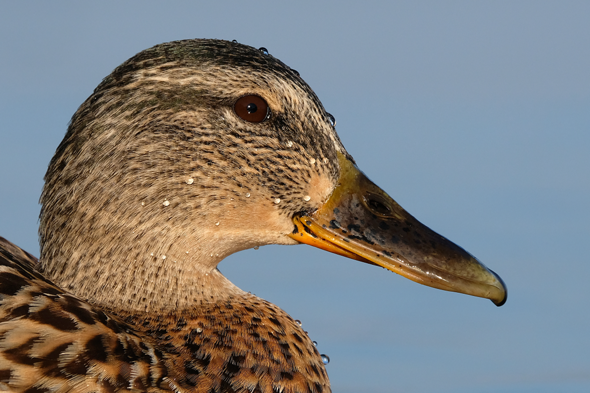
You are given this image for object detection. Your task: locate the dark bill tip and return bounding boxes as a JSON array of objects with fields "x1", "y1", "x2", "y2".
[{"x1": 489, "y1": 269, "x2": 507, "y2": 307}]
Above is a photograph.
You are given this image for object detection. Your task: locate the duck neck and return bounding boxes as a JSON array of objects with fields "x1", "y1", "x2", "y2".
[{"x1": 38, "y1": 225, "x2": 247, "y2": 314}]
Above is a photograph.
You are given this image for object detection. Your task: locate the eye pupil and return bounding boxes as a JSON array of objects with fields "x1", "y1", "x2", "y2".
[
  {"x1": 234, "y1": 95, "x2": 269, "y2": 123},
  {"x1": 246, "y1": 103, "x2": 258, "y2": 113}
]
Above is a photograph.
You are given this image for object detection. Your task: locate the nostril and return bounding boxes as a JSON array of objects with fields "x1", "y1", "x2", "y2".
[
  {"x1": 363, "y1": 193, "x2": 394, "y2": 218},
  {"x1": 368, "y1": 199, "x2": 390, "y2": 215}
]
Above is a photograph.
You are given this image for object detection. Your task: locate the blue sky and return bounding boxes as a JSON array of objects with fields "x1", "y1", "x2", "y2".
[{"x1": 1, "y1": 2, "x2": 589, "y2": 392}]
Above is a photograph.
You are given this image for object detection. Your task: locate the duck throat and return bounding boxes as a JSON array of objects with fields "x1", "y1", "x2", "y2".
[{"x1": 38, "y1": 219, "x2": 246, "y2": 313}]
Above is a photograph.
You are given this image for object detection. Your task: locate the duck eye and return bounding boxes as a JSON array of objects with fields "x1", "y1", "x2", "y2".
[{"x1": 234, "y1": 95, "x2": 270, "y2": 123}]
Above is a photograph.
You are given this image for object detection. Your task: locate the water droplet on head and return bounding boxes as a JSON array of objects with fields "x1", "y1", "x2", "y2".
[
  {"x1": 232, "y1": 39, "x2": 238, "y2": 43},
  {"x1": 246, "y1": 193, "x2": 251, "y2": 198},
  {"x1": 215, "y1": 222, "x2": 220, "y2": 226},
  {"x1": 150, "y1": 253, "x2": 154, "y2": 256},
  {"x1": 295, "y1": 320, "x2": 302, "y2": 326},
  {"x1": 186, "y1": 178, "x2": 194, "y2": 185},
  {"x1": 274, "y1": 198, "x2": 281, "y2": 204},
  {"x1": 303, "y1": 195, "x2": 311, "y2": 202},
  {"x1": 186, "y1": 251, "x2": 189, "y2": 254},
  {"x1": 253, "y1": 246, "x2": 260, "y2": 250},
  {"x1": 196, "y1": 327, "x2": 203, "y2": 333},
  {"x1": 309, "y1": 158, "x2": 316, "y2": 165},
  {"x1": 141, "y1": 202, "x2": 145, "y2": 206},
  {"x1": 321, "y1": 354, "x2": 330, "y2": 365},
  {"x1": 163, "y1": 200, "x2": 170, "y2": 207},
  {"x1": 313, "y1": 341, "x2": 317, "y2": 346},
  {"x1": 162, "y1": 255, "x2": 166, "y2": 260},
  {"x1": 327, "y1": 113, "x2": 336, "y2": 127},
  {"x1": 323, "y1": 157, "x2": 329, "y2": 164},
  {"x1": 259, "y1": 47, "x2": 269, "y2": 55},
  {"x1": 292, "y1": 69, "x2": 300, "y2": 77},
  {"x1": 286, "y1": 141, "x2": 293, "y2": 148}
]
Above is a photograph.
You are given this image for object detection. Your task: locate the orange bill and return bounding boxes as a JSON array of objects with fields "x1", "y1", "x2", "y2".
[{"x1": 289, "y1": 152, "x2": 507, "y2": 306}]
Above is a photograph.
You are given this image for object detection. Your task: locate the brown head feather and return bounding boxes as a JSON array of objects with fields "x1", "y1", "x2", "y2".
[{"x1": 40, "y1": 39, "x2": 346, "y2": 313}]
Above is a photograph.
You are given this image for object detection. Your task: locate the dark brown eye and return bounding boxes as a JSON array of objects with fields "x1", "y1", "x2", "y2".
[{"x1": 234, "y1": 95, "x2": 270, "y2": 123}]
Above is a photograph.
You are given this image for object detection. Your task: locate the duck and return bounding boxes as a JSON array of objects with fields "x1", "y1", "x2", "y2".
[{"x1": 0, "y1": 39, "x2": 506, "y2": 393}]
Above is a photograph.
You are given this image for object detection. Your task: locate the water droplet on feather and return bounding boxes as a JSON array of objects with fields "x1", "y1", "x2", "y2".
[{"x1": 327, "y1": 113, "x2": 336, "y2": 127}]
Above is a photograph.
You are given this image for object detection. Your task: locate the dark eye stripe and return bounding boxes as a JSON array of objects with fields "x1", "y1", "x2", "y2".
[{"x1": 234, "y1": 95, "x2": 270, "y2": 123}]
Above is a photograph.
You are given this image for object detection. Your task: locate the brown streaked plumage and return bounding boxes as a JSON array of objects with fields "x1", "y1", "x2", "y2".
[
  {"x1": 0, "y1": 39, "x2": 506, "y2": 392},
  {"x1": 0, "y1": 236, "x2": 326, "y2": 392}
]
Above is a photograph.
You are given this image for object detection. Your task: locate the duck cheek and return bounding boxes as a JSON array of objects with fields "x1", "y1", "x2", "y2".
[{"x1": 209, "y1": 198, "x2": 300, "y2": 251}]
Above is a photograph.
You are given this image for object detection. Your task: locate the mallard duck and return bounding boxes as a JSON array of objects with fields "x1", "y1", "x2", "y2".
[{"x1": 0, "y1": 39, "x2": 506, "y2": 392}]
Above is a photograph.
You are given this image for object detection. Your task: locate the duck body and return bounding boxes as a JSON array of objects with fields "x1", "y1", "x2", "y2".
[
  {"x1": 0, "y1": 237, "x2": 327, "y2": 392},
  {"x1": 0, "y1": 39, "x2": 505, "y2": 392}
]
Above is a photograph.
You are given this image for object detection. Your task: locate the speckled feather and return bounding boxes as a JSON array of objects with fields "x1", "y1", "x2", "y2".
[
  {"x1": 0, "y1": 237, "x2": 328, "y2": 392},
  {"x1": 1, "y1": 39, "x2": 342, "y2": 392}
]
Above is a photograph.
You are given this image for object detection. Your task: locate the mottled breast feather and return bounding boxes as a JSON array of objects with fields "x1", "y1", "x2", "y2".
[
  {"x1": 0, "y1": 237, "x2": 171, "y2": 392},
  {"x1": 0, "y1": 237, "x2": 330, "y2": 392}
]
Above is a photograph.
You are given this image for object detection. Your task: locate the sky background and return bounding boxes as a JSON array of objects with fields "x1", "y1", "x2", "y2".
[{"x1": 1, "y1": 1, "x2": 589, "y2": 392}]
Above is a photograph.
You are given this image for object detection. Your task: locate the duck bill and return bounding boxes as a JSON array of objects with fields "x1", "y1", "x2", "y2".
[{"x1": 289, "y1": 152, "x2": 507, "y2": 306}]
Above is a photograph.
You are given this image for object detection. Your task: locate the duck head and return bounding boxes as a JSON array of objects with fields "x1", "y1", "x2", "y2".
[{"x1": 39, "y1": 39, "x2": 506, "y2": 313}]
